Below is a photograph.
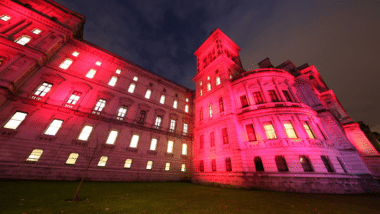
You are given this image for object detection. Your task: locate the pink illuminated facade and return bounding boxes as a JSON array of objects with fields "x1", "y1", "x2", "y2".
[{"x1": 0, "y1": 0, "x2": 379, "y2": 193}]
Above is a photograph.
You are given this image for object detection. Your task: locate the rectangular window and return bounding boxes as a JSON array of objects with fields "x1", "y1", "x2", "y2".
[
  {"x1": 182, "y1": 143, "x2": 187, "y2": 155},
  {"x1": 116, "y1": 69, "x2": 121, "y2": 74},
  {"x1": 117, "y1": 106, "x2": 128, "y2": 120},
  {"x1": 207, "y1": 83, "x2": 211, "y2": 91},
  {"x1": 216, "y1": 76, "x2": 221, "y2": 85},
  {"x1": 212, "y1": 159, "x2": 217, "y2": 171},
  {"x1": 106, "y1": 130, "x2": 118, "y2": 145},
  {"x1": 78, "y1": 125, "x2": 93, "y2": 141},
  {"x1": 15, "y1": 35, "x2": 31, "y2": 45},
  {"x1": 128, "y1": 83, "x2": 135, "y2": 93},
  {"x1": 138, "y1": 110, "x2": 146, "y2": 123},
  {"x1": 66, "y1": 91, "x2": 81, "y2": 105},
  {"x1": 284, "y1": 121, "x2": 297, "y2": 138},
  {"x1": 145, "y1": 89, "x2": 151, "y2": 99},
  {"x1": 173, "y1": 100, "x2": 178, "y2": 109},
  {"x1": 66, "y1": 153, "x2": 79, "y2": 165},
  {"x1": 303, "y1": 121, "x2": 316, "y2": 139},
  {"x1": 92, "y1": 99, "x2": 106, "y2": 114},
  {"x1": 200, "y1": 135, "x2": 204, "y2": 149},
  {"x1": 155, "y1": 116, "x2": 162, "y2": 129},
  {"x1": 245, "y1": 124, "x2": 256, "y2": 141},
  {"x1": 108, "y1": 76, "x2": 118, "y2": 86},
  {"x1": 3, "y1": 112, "x2": 27, "y2": 129},
  {"x1": 133, "y1": 76, "x2": 138, "y2": 81},
  {"x1": 225, "y1": 158, "x2": 232, "y2": 171},
  {"x1": 181, "y1": 164, "x2": 186, "y2": 172},
  {"x1": 222, "y1": 128, "x2": 229, "y2": 144},
  {"x1": 317, "y1": 124, "x2": 327, "y2": 140},
  {"x1": 0, "y1": 15, "x2": 11, "y2": 21},
  {"x1": 160, "y1": 95, "x2": 165, "y2": 104},
  {"x1": 210, "y1": 132, "x2": 215, "y2": 147},
  {"x1": 130, "y1": 134, "x2": 139, "y2": 148},
  {"x1": 44, "y1": 119, "x2": 63, "y2": 136},
  {"x1": 167, "y1": 140, "x2": 174, "y2": 153},
  {"x1": 200, "y1": 108, "x2": 203, "y2": 121},
  {"x1": 253, "y1": 92, "x2": 264, "y2": 104},
  {"x1": 86, "y1": 69, "x2": 96, "y2": 78},
  {"x1": 219, "y1": 98, "x2": 224, "y2": 113},
  {"x1": 268, "y1": 90, "x2": 279, "y2": 102},
  {"x1": 165, "y1": 163, "x2": 171, "y2": 171},
  {"x1": 146, "y1": 161, "x2": 153, "y2": 170},
  {"x1": 72, "y1": 51, "x2": 79, "y2": 57},
  {"x1": 263, "y1": 122, "x2": 277, "y2": 139},
  {"x1": 321, "y1": 156, "x2": 334, "y2": 172},
  {"x1": 240, "y1": 95, "x2": 249, "y2": 107},
  {"x1": 183, "y1": 123, "x2": 188, "y2": 135},
  {"x1": 33, "y1": 82, "x2": 52, "y2": 97},
  {"x1": 209, "y1": 104, "x2": 213, "y2": 117},
  {"x1": 98, "y1": 156, "x2": 108, "y2": 167},
  {"x1": 169, "y1": 119, "x2": 176, "y2": 132},
  {"x1": 124, "y1": 159, "x2": 132, "y2": 168},
  {"x1": 32, "y1": 28, "x2": 41, "y2": 35},
  {"x1": 26, "y1": 149, "x2": 43, "y2": 162},
  {"x1": 282, "y1": 90, "x2": 292, "y2": 102},
  {"x1": 150, "y1": 138, "x2": 158, "y2": 151},
  {"x1": 199, "y1": 160, "x2": 204, "y2": 172},
  {"x1": 185, "y1": 105, "x2": 189, "y2": 113},
  {"x1": 95, "y1": 61, "x2": 102, "y2": 66},
  {"x1": 59, "y1": 59, "x2": 73, "y2": 70},
  {"x1": 337, "y1": 157, "x2": 347, "y2": 173}
]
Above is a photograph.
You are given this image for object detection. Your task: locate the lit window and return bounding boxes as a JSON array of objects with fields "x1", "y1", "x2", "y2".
[
  {"x1": 106, "y1": 130, "x2": 118, "y2": 145},
  {"x1": 98, "y1": 156, "x2": 108, "y2": 167},
  {"x1": 26, "y1": 149, "x2": 43, "y2": 162},
  {"x1": 133, "y1": 76, "x2": 138, "y2": 81},
  {"x1": 33, "y1": 82, "x2": 52, "y2": 97},
  {"x1": 78, "y1": 125, "x2": 93, "y2": 141},
  {"x1": 182, "y1": 143, "x2": 187, "y2": 155},
  {"x1": 246, "y1": 124, "x2": 256, "y2": 141},
  {"x1": 165, "y1": 163, "x2": 171, "y2": 171},
  {"x1": 128, "y1": 83, "x2": 135, "y2": 93},
  {"x1": 124, "y1": 159, "x2": 133, "y2": 168},
  {"x1": 3, "y1": 112, "x2": 27, "y2": 129},
  {"x1": 185, "y1": 105, "x2": 189, "y2": 113},
  {"x1": 303, "y1": 121, "x2": 316, "y2": 139},
  {"x1": 263, "y1": 122, "x2": 277, "y2": 139},
  {"x1": 181, "y1": 164, "x2": 186, "y2": 172},
  {"x1": 145, "y1": 89, "x2": 151, "y2": 99},
  {"x1": 199, "y1": 81, "x2": 202, "y2": 86},
  {"x1": 59, "y1": 59, "x2": 73, "y2": 69},
  {"x1": 229, "y1": 75, "x2": 232, "y2": 79},
  {"x1": 44, "y1": 119, "x2": 63, "y2": 136},
  {"x1": 186, "y1": 98, "x2": 189, "y2": 102},
  {"x1": 222, "y1": 128, "x2": 229, "y2": 144},
  {"x1": 167, "y1": 140, "x2": 174, "y2": 153},
  {"x1": 86, "y1": 69, "x2": 97, "y2": 78},
  {"x1": 146, "y1": 161, "x2": 153, "y2": 170},
  {"x1": 15, "y1": 35, "x2": 31, "y2": 45},
  {"x1": 130, "y1": 134, "x2": 139, "y2": 148},
  {"x1": 92, "y1": 99, "x2": 106, "y2": 114},
  {"x1": 284, "y1": 121, "x2": 297, "y2": 138},
  {"x1": 200, "y1": 90, "x2": 203, "y2": 96},
  {"x1": 200, "y1": 135, "x2": 204, "y2": 149},
  {"x1": 72, "y1": 51, "x2": 79, "y2": 57},
  {"x1": 115, "y1": 69, "x2": 121, "y2": 74},
  {"x1": 173, "y1": 100, "x2": 178, "y2": 109},
  {"x1": 95, "y1": 61, "x2": 101, "y2": 66},
  {"x1": 117, "y1": 106, "x2": 128, "y2": 120},
  {"x1": 150, "y1": 138, "x2": 158, "y2": 150},
  {"x1": 169, "y1": 119, "x2": 176, "y2": 132},
  {"x1": 155, "y1": 116, "x2": 162, "y2": 129},
  {"x1": 32, "y1": 28, "x2": 41, "y2": 35},
  {"x1": 209, "y1": 104, "x2": 213, "y2": 118},
  {"x1": 66, "y1": 153, "x2": 79, "y2": 165},
  {"x1": 207, "y1": 76, "x2": 210, "y2": 80},
  {"x1": 0, "y1": 15, "x2": 11, "y2": 21},
  {"x1": 207, "y1": 83, "x2": 211, "y2": 91},
  {"x1": 216, "y1": 76, "x2": 221, "y2": 85},
  {"x1": 183, "y1": 123, "x2": 188, "y2": 136},
  {"x1": 160, "y1": 95, "x2": 165, "y2": 104},
  {"x1": 108, "y1": 76, "x2": 118, "y2": 86},
  {"x1": 66, "y1": 91, "x2": 81, "y2": 105}
]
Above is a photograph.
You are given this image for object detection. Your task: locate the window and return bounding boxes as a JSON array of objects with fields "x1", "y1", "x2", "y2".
[
  {"x1": 200, "y1": 90, "x2": 203, "y2": 96},
  {"x1": 130, "y1": 134, "x2": 139, "y2": 148},
  {"x1": 44, "y1": 119, "x2": 63, "y2": 136},
  {"x1": 78, "y1": 125, "x2": 93, "y2": 141},
  {"x1": 108, "y1": 76, "x2": 118, "y2": 86},
  {"x1": 185, "y1": 105, "x2": 189, "y2": 113},
  {"x1": 0, "y1": 15, "x2": 11, "y2": 21},
  {"x1": 59, "y1": 59, "x2": 73, "y2": 70},
  {"x1": 173, "y1": 100, "x2": 178, "y2": 109},
  {"x1": 212, "y1": 159, "x2": 217, "y2": 171},
  {"x1": 254, "y1": 157, "x2": 264, "y2": 171},
  {"x1": 246, "y1": 124, "x2": 256, "y2": 141},
  {"x1": 33, "y1": 82, "x2": 52, "y2": 97},
  {"x1": 160, "y1": 95, "x2": 165, "y2": 104},
  {"x1": 116, "y1": 69, "x2": 121, "y2": 74},
  {"x1": 199, "y1": 160, "x2": 204, "y2": 172},
  {"x1": 317, "y1": 124, "x2": 327, "y2": 140},
  {"x1": 186, "y1": 98, "x2": 189, "y2": 102},
  {"x1": 263, "y1": 122, "x2": 277, "y2": 139},
  {"x1": 146, "y1": 161, "x2": 153, "y2": 170},
  {"x1": 200, "y1": 135, "x2": 204, "y2": 149},
  {"x1": 253, "y1": 92, "x2": 264, "y2": 104},
  {"x1": 137, "y1": 110, "x2": 146, "y2": 123},
  {"x1": 167, "y1": 140, "x2": 174, "y2": 153},
  {"x1": 268, "y1": 90, "x2": 279, "y2": 102},
  {"x1": 282, "y1": 90, "x2": 292, "y2": 102},
  {"x1": 219, "y1": 98, "x2": 224, "y2": 113},
  {"x1": 209, "y1": 104, "x2": 213, "y2": 118},
  {"x1": 26, "y1": 149, "x2": 43, "y2": 162},
  {"x1": 210, "y1": 132, "x2": 215, "y2": 147},
  {"x1": 181, "y1": 164, "x2": 186, "y2": 172},
  {"x1": 66, "y1": 91, "x2": 81, "y2": 105},
  {"x1": 183, "y1": 123, "x2": 188, "y2": 135},
  {"x1": 182, "y1": 143, "x2": 187, "y2": 155},
  {"x1": 284, "y1": 121, "x2": 297, "y2": 138},
  {"x1": 128, "y1": 83, "x2": 135, "y2": 93},
  {"x1": 222, "y1": 128, "x2": 229, "y2": 144},
  {"x1": 150, "y1": 138, "x2": 158, "y2": 151},
  {"x1": 3, "y1": 112, "x2": 27, "y2": 130},
  {"x1": 145, "y1": 89, "x2": 151, "y2": 99},
  {"x1": 337, "y1": 157, "x2": 347, "y2": 173},
  {"x1": 169, "y1": 119, "x2": 176, "y2": 132},
  {"x1": 106, "y1": 130, "x2": 118, "y2": 145},
  {"x1": 207, "y1": 76, "x2": 210, "y2": 80},
  {"x1": 165, "y1": 163, "x2": 171, "y2": 171},
  {"x1": 154, "y1": 116, "x2": 162, "y2": 129},
  {"x1": 207, "y1": 83, "x2": 211, "y2": 91},
  {"x1": 92, "y1": 99, "x2": 106, "y2": 114},
  {"x1": 303, "y1": 121, "x2": 316, "y2": 139},
  {"x1": 124, "y1": 159, "x2": 132, "y2": 168},
  {"x1": 240, "y1": 95, "x2": 248, "y2": 107},
  {"x1": 116, "y1": 106, "x2": 128, "y2": 120},
  {"x1": 98, "y1": 156, "x2": 108, "y2": 167},
  {"x1": 72, "y1": 51, "x2": 79, "y2": 57},
  {"x1": 95, "y1": 61, "x2": 101, "y2": 66},
  {"x1": 275, "y1": 156, "x2": 289, "y2": 172},
  {"x1": 199, "y1": 81, "x2": 202, "y2": 86},
  {"x1": 66, "y1": 153, "x2": 79, "y2": 165},
  {"x1": 32, "y1": 28, "x2": 42, "y2": 35},
  {"x1": 299, "y1": 155, "x2": 313, "y2": 172},
  {"x1": 133, "y1": 76, "x2": 138, "y2": 81},
  {"x1": 200, "y1": 108, "x2": 203, "y2": 121},
  {"x1": 321, "y1": 156, "x2": 334, "y2": 172},
  {"x1": 225, "y1": 158, "x2": 232, "y2": 171},
  {"x1": 216, "y1": 76, "x2": 221, "y2": 85},
  {"x1": 86, "y1": 69, "x2": 96, "y2": 78},
  {"x1": 15, "y1": 36, "x2": 31, "y2": 46}
]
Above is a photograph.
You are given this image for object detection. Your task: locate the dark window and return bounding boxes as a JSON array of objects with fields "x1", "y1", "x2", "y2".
[
  {"x1": 222, "y1": 128, "x2": 229, "y2": 144},
  {"x1": 138, "y1": 110, "x2": 146, "y2": 123},
  {"x1": 317, "y1": 124, "x2": 327, "y2": 140},
  {"x1": 253, "y1": 92, "x2": 264, "y2": 104},
  {"x1": 275, "y1": 156, "x2": 289, "y2": 172},
  {"x1": 321, "y1": 156, "x2": 335, "y2": 172},
  {"x1": 245, "y1": 124, "x2": 256, "y2": 141},
  {"x1": 299, "y1": 155, "x2": 314, "y2": 172},
  {"x1": 210, "y1": 132, "x2": 215, "y2": 147},
  {"x1": 282, "y1": 90, "x2": 292, "y2": 102},
  {"x1": 225, "y1": 158, "x2": 232, "y2": 171},
  {"x1": 254, "y1": 156, "x2": 264, "y2": 171},
  {"x1": 337, "y1": 157, "x2": 347, "y2": 173},
  {"x1": 200, "y1": 108, "x2": 203, "y2": 121},
  {"x1": 211, "y1": 159, "x2": 216, "y2": 171},
  {"x1": 200, "y1": 135, "x2": 204, "y2": 149},
  {"x1": 199, "y1": 160, "x2": 204, "y2": 172},
  {"x1": 268, "y1": 90, "x2": 279, "y2": 102},
  {"x1": 240, "y1": 95, "x2": 248, "y2": 107},
  {"x1": 219, "y1": 97, "x2": 224, "y2": 113}
]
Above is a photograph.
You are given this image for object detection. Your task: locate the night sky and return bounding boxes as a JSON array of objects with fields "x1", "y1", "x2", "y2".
[{"x1": 55, "y1": 0, "x2": 380, "y2": 132}]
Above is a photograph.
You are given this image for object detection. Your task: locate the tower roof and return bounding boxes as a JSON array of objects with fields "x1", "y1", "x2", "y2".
[{"x1": 194, "y1": 28, "x2": 240, "y2": 56}]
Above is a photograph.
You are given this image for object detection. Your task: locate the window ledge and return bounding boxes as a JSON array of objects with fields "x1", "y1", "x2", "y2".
[
  {"x1": 0, "y1": 128, "x2": 18, "y2": 138},
  {"x1": 102, "y1": 144, "x2": 115, "y2": 150},
  {"x1": 165, "y1": 153, "x2": 174, "y2": 157},
  {"x1": 36, "y1": 135, "x2": 57, "y2": 142},
  {"x1": 71, "y1": 140, "x2": 89, "y2": 146},
  {"x1": 147, "y1": 150, "x2": 157, "y2": 155},
  {"x1": 126, "y1": 147, "x2": 138, "y2": 153}
]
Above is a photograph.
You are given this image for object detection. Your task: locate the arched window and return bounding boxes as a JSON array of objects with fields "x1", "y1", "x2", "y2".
[
  {"x1": 225, "y1": 157, "x2": 232, "y2": 171},
  {"x1": 275, "y1": 156, "x2": 289, "y2": 172},
  {"x1": 299, "y1": 155, "x2": 313, "y2": 172},
  {"x1": 337, "y1": 157, "x2": 347, "y2": 173},
  {"x1": 321, "y1": 156, "x2": 334, "y2": 172},
  {"x1": 219, "y1": 97, "x2": 224, "y2": 113},
  {"x1": 209, "y1": 104, "x2": 213, "y2": 117},
  {"x1": 254, "y1": 156, "x2": 264, "y2": 171}
]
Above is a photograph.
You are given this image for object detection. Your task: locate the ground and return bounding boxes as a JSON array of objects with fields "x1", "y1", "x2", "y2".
[{"x1": 0, "y1": 181, "x2": 379, "y2": 214}]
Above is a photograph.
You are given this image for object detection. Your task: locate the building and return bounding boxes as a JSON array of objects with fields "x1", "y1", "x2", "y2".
[{"x1": 0, "y1": 0, "x2": 379, "y2": 193}]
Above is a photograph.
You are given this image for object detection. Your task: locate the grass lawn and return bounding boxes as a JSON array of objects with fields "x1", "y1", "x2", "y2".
[{"x1": 0, "y1": 181, "x2": 379, "y2": 214}]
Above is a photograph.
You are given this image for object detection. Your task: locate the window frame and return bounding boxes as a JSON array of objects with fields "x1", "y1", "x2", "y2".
[
  {"x1": 108, "y1": 76, "x2": 118, "y2": 87},
  {"x1": 33, "y1": 82, "x2": 53, "y2": 98},
  {"x1": 225, "y1": 157, "x2": 232, "y2": 171},
  {"x1": 284, "y1": 120, "x2": 298, "y2": 139},
  {"x1": 15, "y1": 35, "x2": 31, "y2": 46},
  {"x1": 167, "y1": 140, "x2": 174, "y2": 153},
  {"x1": 59, "y1": 58, "x2": 73, "y2": 70},
  {"x1": 116, "y1": 106, "x2": 128, "y2": 120},
  {"x1": 222, "y1": 128, "x2": 229, "y2": 144},
  {"x1": 77, "y1": 125, "x2": 93, "y2": 141},
  {"x1": 97, "y1": 156, "x2": 108, "y2": 167},
  {"x1": 263, "y1": 121, "x2": 277, "y2": 140},
  {"x1": 145, "y1": 89, "x2": 152, "y2": 99},
  {"x1": 128, "y1": 83, "x2": 136, "y2": 93},
  {"x1": 124, "y1": 159, "x2": 133, "y2": 169},
  {"x1": 253, "y1": 91, "x2": 264, "y2": 104},
  {"x1": 105, "y1": 130, "x2": 118, "y2": 145},
  {"x1": 129, "y1": 134, "x2": 140, "y2": 148},
  {"x1": 44, "y1": 119, "x2": 63, "y2": 136},
  {"x1": 2, "y1": 111, "x2": 28, "y2": 130},
  {"x1": 92, "y1": 99, "x2": 106, "y2": 115},
  {"x1": 86, "y1": 69, "x2": 97, "y2": 78},
  {"x1": 26, "y1": 149, "x2": 43, "y2": 162},
  {"x1": 66, "y1": 153, "x2": 79, "y2": 165}
]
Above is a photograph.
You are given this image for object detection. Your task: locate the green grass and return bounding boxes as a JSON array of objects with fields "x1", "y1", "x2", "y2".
[{"x1": 0, "y1": 181, "x2": 379, "y2": 214}]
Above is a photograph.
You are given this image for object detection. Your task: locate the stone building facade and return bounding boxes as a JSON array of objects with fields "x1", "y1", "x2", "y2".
[{"x1": 0, "y1": 0, "x2": 379, "y2": 193}]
